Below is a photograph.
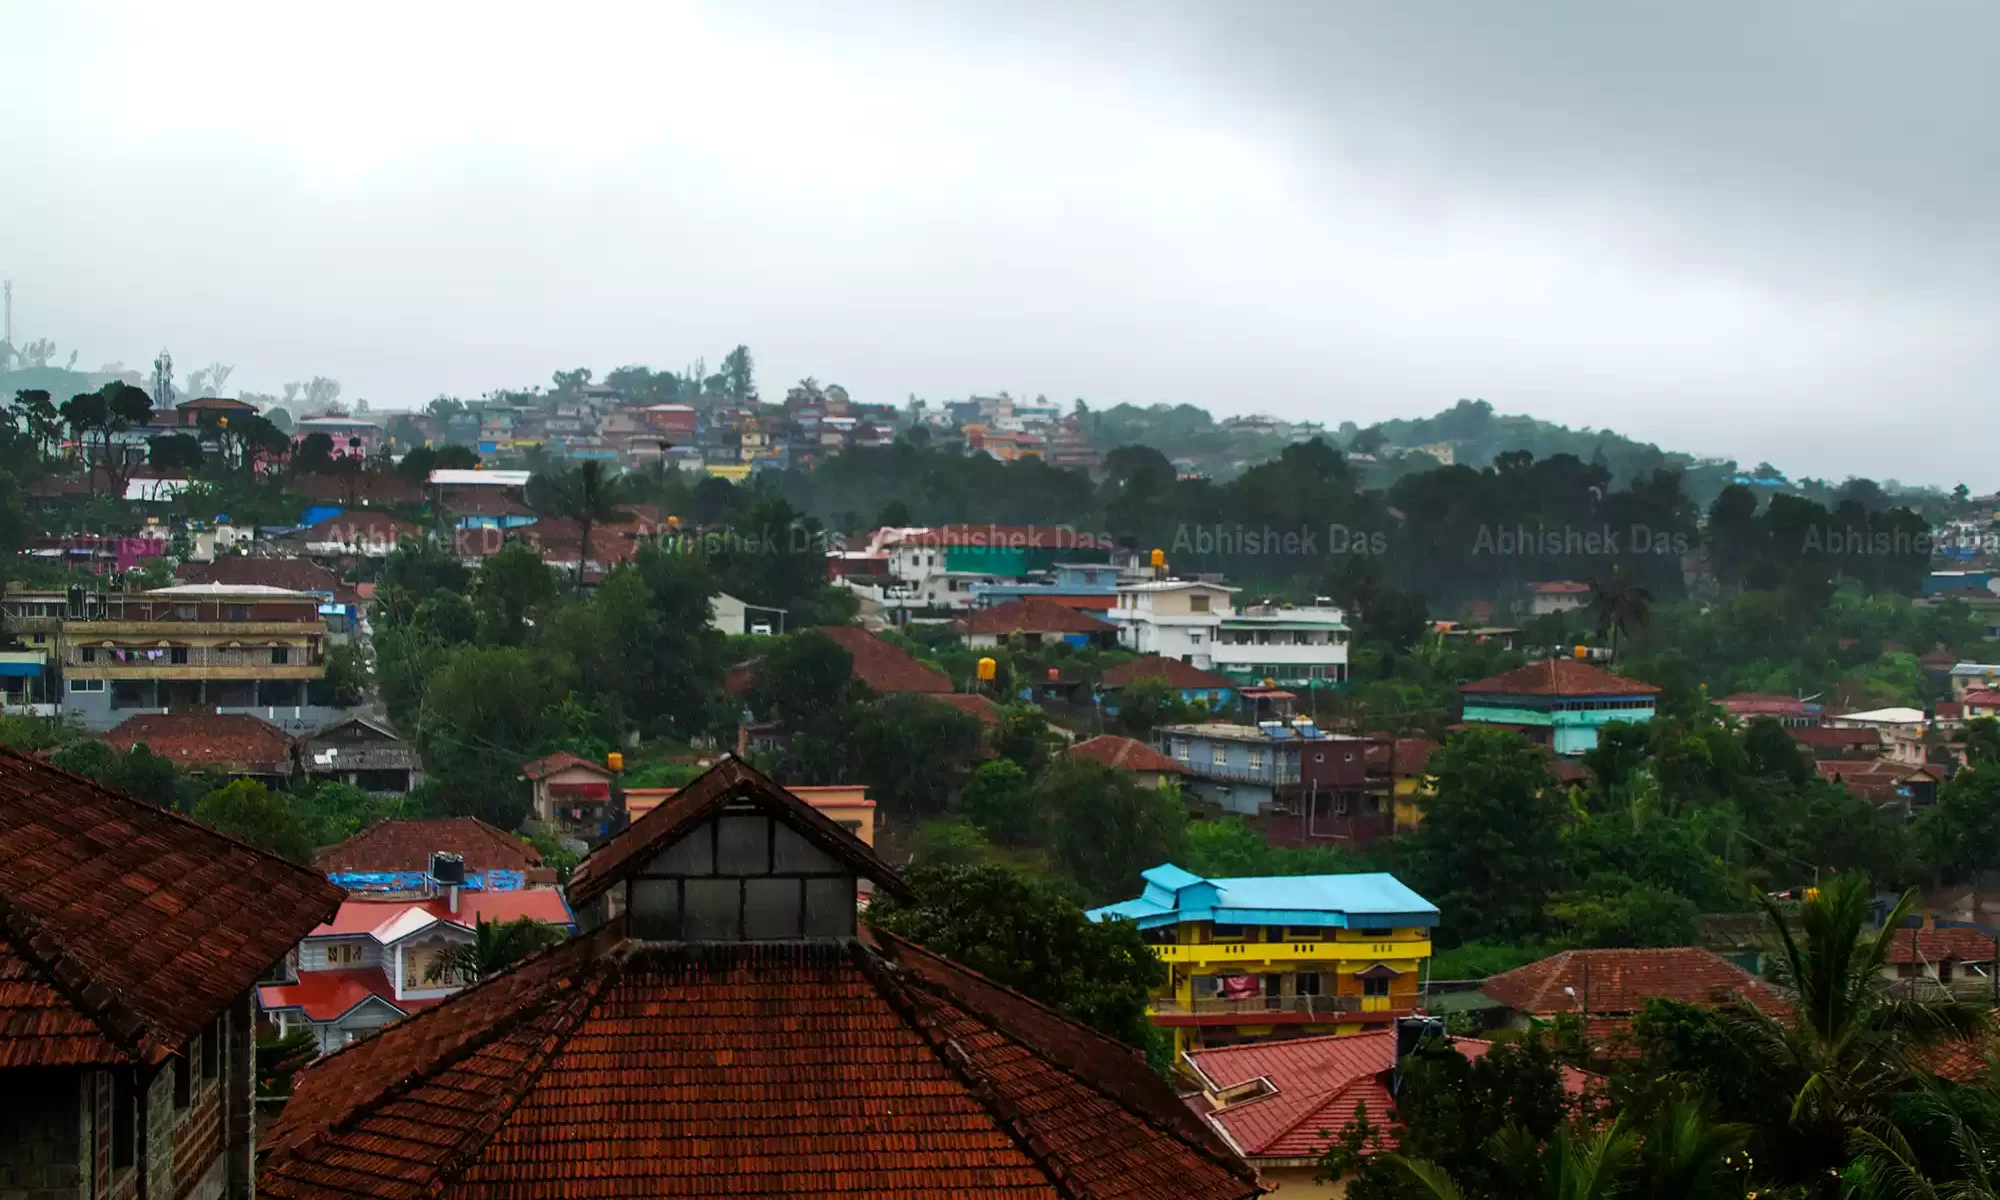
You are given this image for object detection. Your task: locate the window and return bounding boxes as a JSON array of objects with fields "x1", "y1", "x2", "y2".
[
  {"x1": 1297, "y1": 972, "x2": 1322, "y2": 996},
  {"x1": 175, "y1": 604, "x2": 199, "y2": 620},
  {"x1": 201, "y1": 1016, "x2": 221, "y2": 1079},
  {"x1": 1363, "y1": 976, "x2": 1391, "y2": 997},
  {"x1": 1286, "y1": 927, "x2": 1322, "y2": 941},
  {"x1": 1248, "y1": 748, "x2": 1264, "y2": 771},
  {"x1": 110, "y1": 1070, "x2": 137, "y2": 1169},
  {"x1": 1189, "y1": 594, "x2": 1210, "y2": 613},
  {"x1": 170, "y1": 646, "x2": 189, "y2": 665},
  {"x1": 1212, "y1": 924, "x2": 1250, "y2": 941},
  {"x1": 227, "y1": 605, "x2": 251, "y2": 620},
  {"x1": 70, "y1": 678, "x2": 105, "y2": 693},
  {"x1": 270, "y1": 646, "x2": 290, "y2": 665},
  {"x1": 324, "y1": 942, "x2": 362, "y2": 966},
  {"x1": 1334, "y1": 793, "x2": 1351, "y2": 815},
  {"x1": 1173, "y1": 740, "x2": 1190, "y2": 761},
  {"x1": 80, "y1": 646, "x2": 97, "y2": 664},
  {"x1": 1211, "y1": 744, "x2": 1227, "y2": 766}
]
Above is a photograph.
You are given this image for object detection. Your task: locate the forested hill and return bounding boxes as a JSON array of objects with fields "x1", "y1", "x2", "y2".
[{"x1": 1079, "y1": 397, "x2": 1944, "y2": 508}]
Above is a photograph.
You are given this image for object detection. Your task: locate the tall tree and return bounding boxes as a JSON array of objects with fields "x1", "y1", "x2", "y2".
[
  {"x1": 1401, "y1": 727, "x2": 1566, "y2": 943},
  {"x1": 534, "y1": 461, "x2": 628, "y2": 595},
  {"x1": 720, "y1": 344, "x2": 755, "y2": 404},
  {"x1": 1587, "y1": 566, "x2": 1654, "y2": 663}
]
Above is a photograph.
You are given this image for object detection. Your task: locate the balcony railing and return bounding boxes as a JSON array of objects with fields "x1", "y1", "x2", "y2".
[
  {"x1": 1153, "y1": 994, "x2": 1364, "y2": 1018},
  {"x1": 1151, "y1": 939, "x2": 1431, "y2": 966}
]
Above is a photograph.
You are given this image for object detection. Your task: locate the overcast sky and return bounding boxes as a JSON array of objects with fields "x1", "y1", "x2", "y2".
[{"x1": 3, "y1": 1, "x2": 1993, "y2": 486}]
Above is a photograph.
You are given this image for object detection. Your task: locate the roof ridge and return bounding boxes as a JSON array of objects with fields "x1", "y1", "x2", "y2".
[
  {"x1": 263, "y1": 930, "x2": 611, "y2": 1165},
  {"x1": 864, "y1": 925, "x2": 1260, "y2": 1191}
]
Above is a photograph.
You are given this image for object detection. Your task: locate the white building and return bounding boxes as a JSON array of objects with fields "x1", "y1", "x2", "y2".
[
  {"x1": 1527, "y1": 581, "x2": 1593, "y2": 617},
  {"x1": 1209, "y1": 602, "x2": 1350, "y2": 687},
  {"x1": 1108, "y1": 580, "x2": 1238, "y2": 669}
]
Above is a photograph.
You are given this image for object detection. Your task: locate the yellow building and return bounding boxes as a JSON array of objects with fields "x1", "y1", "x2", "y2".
[{"x1": 1089, "y1": 864, "x2": 1436, "y2": 1057}]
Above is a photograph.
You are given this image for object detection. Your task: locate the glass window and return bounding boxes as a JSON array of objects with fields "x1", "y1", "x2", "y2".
[
  {"x1": 271, "y1": 646, "x2": 290, "y2": 665},
  {"x1": 772, "y1": 821, "x2": 840, "y2": 873},
  {"x1": 1211, "y1": 744, "x2": 1227, "y2": 766},
  {"x1": 803, "y1": 877, "x2": 857, "y2": 939},
  {"x1": 80, "y1": 647, "x2": 97, "y2": 664},
  {"x1": 1297, "y1": 972, "x2": 1322, "y2": 996},
  {"x1": 1363, "y1": 976, "x2": 1391, "y2": 997},
  {"x1": 1212, "y1": 924, "x2": 1250, "y2": 941},
  {"x1": 1248, "y1": 748, "x2": 1264, "y2": 771},
  {"x1": 169, "y1": 646, "x2": 189, "y2": 665},
  {"x1": 1189, "y1": 594, "x2": 1210, "y2": 613},
  {"x1": 744, "y1": 878, "x2": 803, "y2": 940},
  {"x1": 646, "y1": 822, "x2": 714, "y2": 875},
  {"x1": 683, "y1": 879, "x2": 741, "y2": 941},
  {"x1": 629, "y1": 879, "x2": 681, "y2": 939},
  {"x1": 715, "y1": 814, "x2": 769, "y2": 875}
]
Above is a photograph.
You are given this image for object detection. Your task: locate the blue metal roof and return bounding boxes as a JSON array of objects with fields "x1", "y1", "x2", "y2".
[{"x1": 1087, "y1": 863, "x2": 1439, "y2": 931}]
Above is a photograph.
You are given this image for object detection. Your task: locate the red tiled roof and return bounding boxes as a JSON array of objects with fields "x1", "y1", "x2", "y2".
[
  {"x1": 0, "y1": 746, "x2": 343, "y2": 1067},
  {"x1": 957, "y1": 597, "x2": 1118, "y2": 637},
  {"x1": 255, "y1": 967, "x2": 439, "y2": 1023},
  {"x1": 567, "y1": 757, "x2": 908, "y2": 908},
  {"x1": 1482, "y1": 948, "x2": 1788, "y2": 1020},
  {"x1": 1791, "y1": 725, "x2": 1882, "y2": 755},
  {"x1": 1884, "y1": 926, "x2": 1998, "y2": 965},
  {"x1": 287, "y1": 472, "x2": 426, "y2": 505},
  {"x1": 175, "y1": 555, "x2": 347, "y2": 595},
  {"x1": 1917, "y1": 1037, "x2": 1995, "y2": 1084},
  {"x1": 1068, "y1": 735, "x2": 1188, "y2": 775},
  {"x1": 1963, "y1": 690, "x2": 2000, "y2": 707},
  {"x1": 814, "y1": 624, "x2": 955, "y2": 694},
  {"x1": 1722, "y1": 692, "x2": 1815, "y2": 715},
  {"x1": 519, "y1": 751, "x2": 613, "y2": 781},
  {"x1": 100, "y1": 712, "x2": 294, "y2": 775},
  {"x1": 1363, "y1": 736, "x2": 1440, "y2": 777},
  {"x1": 933, "y1": 692, "x2": 1002, "y2": 723},
  {"x1": 1101, "y1": 655, "x2": 1236, "y2": 690},
  {"x1": 310, "y1": 890, "x2": 575, "y2": 940},
  {"x1": 297, "y1": 511, "x2": 427, "y2": 545},
  {"x1": 178, "y1": 396, "x2": 259, "y2": 411},
  {"x1": 314, "y1": 817, "x2": 541, "y2": 876},
  {"x1": 1187, "y1": 1031, "x2": 1595, "y2": 1160},
  {"x1": 1529, "y1": 581, "x2": 1592, "y2": 594},
  {"x1": 1461, "y1": 659, "x2": 1660, "y2": 697},
  {"x1": 260, "y1": 927, "x2": 1261, "y2": 1200}
]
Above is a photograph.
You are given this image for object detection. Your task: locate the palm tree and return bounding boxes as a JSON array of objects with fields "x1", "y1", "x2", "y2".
[
  {"x1": 1586, "y1": 567, "x2": 1653, "y2": 663},
  {"x1": 1395, "y1": 1117, "x2": 1640, "y2": 1200},
  {"x1": 423, "y1": 916, "x2": 565, "y2": 985},
  {"x1": 547, "y1": 461, "x2": 627, "y2": 595},
  {"x1": 1728, "y1": 874, "x2": 1990, "y2": 1196},
  {"x1": 1848, "y1": 1087, "x2": 2000, "y2": 1200}
]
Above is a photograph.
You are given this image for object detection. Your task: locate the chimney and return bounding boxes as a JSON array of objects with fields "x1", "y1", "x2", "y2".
[{"x1": 449, "y1": 885, "x2": 459, "y2": 914}]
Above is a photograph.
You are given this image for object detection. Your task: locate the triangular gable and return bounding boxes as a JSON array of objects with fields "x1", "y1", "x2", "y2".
[{"x1": 567, "y1": 757, "x2": 911, "y2": 906}]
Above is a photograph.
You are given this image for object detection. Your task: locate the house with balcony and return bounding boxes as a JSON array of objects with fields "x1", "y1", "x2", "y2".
[
  {"x1": 257, "y1": 886, "x2": 574, "y2": 1054},
  {"x1": 523, "y1": 751, "x2": 620, "y2": 848},
  {"x1": 1209, "y1": 601, "x2": 1350, "y2": 689},
  {"x1": 968, "y1": 561, "x2": 1128, "y2": 611},
  {"x1": 1108, "y1": 580, "x2": 1238, "y2": 667},
  {"x1": 1088, "y1": 864, "x2": 1438, "y2": 1056},
  {"x1": 0, "y1": 745, "x2": 342, "y2": 1200},
  {"x1": 1157, "y1": 718, "x2": 1333, "y2": 815},
  {"x1": 1101, "y1": 654, "x2": 1237, "y2": 715},
  {"x1": 299, "y1": 715, "x2": 422, "y2": 793},
  {"x1": 1459, "y1": 658, "x2": 1660, "y2": 755},
  {"x1": 58, "y1": 584, "x2": 338, "y2": 732}
]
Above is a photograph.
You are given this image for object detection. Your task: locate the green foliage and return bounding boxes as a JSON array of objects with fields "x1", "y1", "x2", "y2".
[
  {"x1": 960, "y1": 759, "x2": 1040, "y2": 845},
  {"x1": 316, "y1": 641, "x2": 371, "y2": 707},
  {"x1": 1916, "y1": 765, "x2": 2000, "y2": 884},
  {"x1": 49, "y1": 740, "x2": 196, "y2": 809},
  {"x1": 868, "y1": 864, "x2": 1166, "y2": 1049},
  {"x1": 421, "y1": 916, "x2": 566, "y2": 984},
  {"x1": 1401, "y1": 727, "x2": 1566, "y2": 945},
  {"x1": 748, "y1": 629, "x2": 856, "y2": 723},
  {"x1": 909, "y1": 818, "x2": 990, "y2": 868},
  {"x1": 1113, "y1": 676, "x2": 1187, "y2": 736},
  {"x1": 292, "y1": 779, "x2": 413, "y2": 848},
  {"x1": 1425, "y1": 940, "x2": 1555, "y2": 980},
  {"x1": 1181, "y1": 816, "x2": 1381, "y2": 877},
  {"x1": 1039, "y1": 756, "x2": 1187, "y2": 903},
  {"x1": 470, "y1": 540, "x2": 558, "y2": 644},
  {"x1": 192, "y1": 780, "x2": 316, "y2": 863}
]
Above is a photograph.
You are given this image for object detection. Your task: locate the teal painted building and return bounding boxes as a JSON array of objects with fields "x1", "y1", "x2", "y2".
[{"x1": 1458, "y1": 659, "x2": 1659, "y2": 755}]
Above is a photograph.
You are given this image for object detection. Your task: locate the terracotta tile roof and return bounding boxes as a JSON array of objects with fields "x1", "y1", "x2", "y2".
[
  {"x1": 260, "y1": 927, "x2": 1260, "y2": 1200},
  {"x1": 288, "y1": 472, "x2": 426, "y2": 505},
  {"x1": 1529, "y1": 581, "x2": 1592, "y2": 595},
  {"x1": 1481, "y1": 948, "x2": 1789, "y2": 1020},
  {"x1": 310, "y1": 890, "x2": 575, "y2": 940},
  {"x1": 175, "y1": 556, "x2": 347, "y2": 596},
  {"x1": 1068, "y1": 735, "x2": 1188, "y2": 775},
  {"x1": 314, "y1": 818, "x2": 541, "y2": 876},
  {"x1": 519, "y1": 751, "x2": 613, "y2": 781},
  {"x1": 1917, "y1": 1037, "x2": 1995, "y2": 1084},
  {"x1": 567, "y1": 757, "x2": 908, "y2": 908},
  {"x1": 1884, "y1": 926, "x2": 1999, "y2": 965},
  {"x1": 814, "y1": 624, "x2": 955, "y2": 694},
  {"x1": 296, "y1": 511, "x2": 427, "y2": 546},
  {"x1": 101, "y1": 712, "x2": 295, "y2": 775},
  {"x1": 1101, "y1": 655, "x2": 1237, "y2": 691},
  {"x1": 1187, "y1": 1031, "x2": 1595, "y2": 1160},
  {"x1": 957, "y1": 597, "x2": 1118, "y2": 637},
  {"x1": 1791, "y1": 725, "x2": 1883, "y2": 756},
  {"x1": 934, "y1": 692, "x2": 1002, "y2": 723},
  {"x1": 1963, "y1": 690, "x2": 2000, "y2": 707},
  {"x1": 1460, "y1": 659, "x2": 1660, "y2": 697},
  {"x1": 1722, "y1": 692, "x2": 1816, "y2": 716},
  {"x1": 0, "y1": 746, "x2": 343, "y2": 1066},
  {"x1": 1363, "y1": 736, "x2": 1440, "y2": 777}
]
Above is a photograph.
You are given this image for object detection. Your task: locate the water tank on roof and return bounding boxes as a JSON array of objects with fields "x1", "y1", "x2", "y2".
[{"x1": 429, "y1": 851, "x2": 466, "y2": 886}]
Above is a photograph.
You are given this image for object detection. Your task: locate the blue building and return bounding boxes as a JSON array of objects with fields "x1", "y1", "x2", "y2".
[
  {"x1": 1154, "y1": 718, "x2": 1333, "y2": 814},
  {"x1": 1089, "y1": 864, "x2": 1438, "y2": 1052}
]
